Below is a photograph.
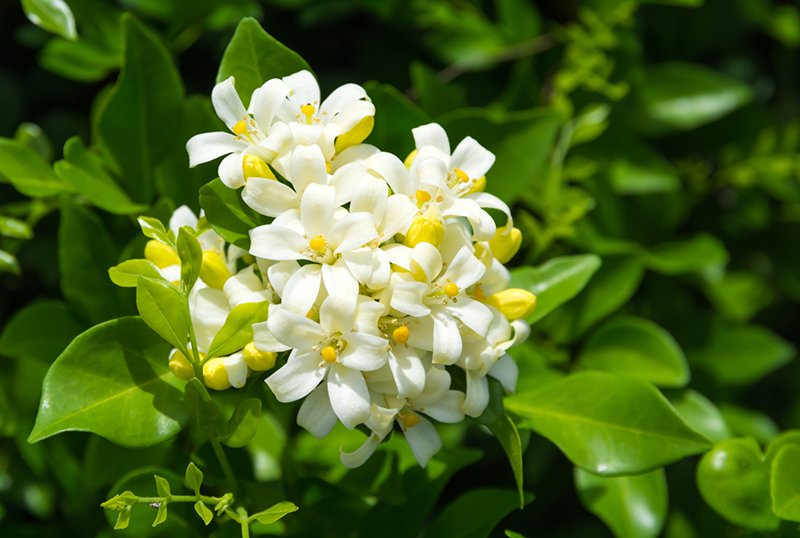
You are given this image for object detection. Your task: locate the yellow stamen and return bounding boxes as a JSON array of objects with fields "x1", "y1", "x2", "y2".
[
  {"x1": 393, "y1": 326, "x2": 410, "y2": 344},
  {"x1": 306, "y1": 308, "x2": 315, "y2": 319},
  {"x1": 233, "y1": 120, "x2": 248, "y2": 135},
  {"x1": 309, "y1": 235, "x2": 326, "y2": 251},
  {"x1": 403, "y1": 414, "x2": 420, "y2": 428},
  {"x1": 321, "y1": 346, "x2": 337, "y2": 363},
  {"x1": 415, "y1": 190, "x2": 431, "y2": 203},
  {"x1": 326, "y1": 161, "x2": 332, "y2": 174},
  {"x1": 243, "y1": 342, "x2": 277, "y2": 371},
  {"x1": 301, "y1": 104, "x2": 315, "y2": 125},
  {"x1": 454, "y1": 169, "x2": 470, "y2": 183},
  {"x1": 444, "y1": 283, "x2": 459, "y2": 298}
]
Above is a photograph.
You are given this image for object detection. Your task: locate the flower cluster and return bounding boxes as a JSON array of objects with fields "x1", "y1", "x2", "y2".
[{"x1": 152, "y1": 70, "x2": 535, "y2": 469}]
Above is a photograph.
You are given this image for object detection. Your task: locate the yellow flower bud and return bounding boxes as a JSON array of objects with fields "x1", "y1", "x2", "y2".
[
  {"x1": 485, "y1": 288, "x2": 537, "y2": 320},
  {"x1": 199, "y1": 251, "x2": 232, "y2": 290},
  {"x1": 488, "y1": 227, "x2": 522, "y2": 264},
  {"x1": 203, "y1": 357, "x2": 231, "y2": 391},
  {"x1": 168, "y1": 350, "x2": 195, "y2": 380},
  {"x1": 403, "y1": 212, "x2": 444, "y2": 249},
  {"x1": 144, "y1": 240, "x2": 180, "y2": 269},
  {"x1": 243, "y1": 342, "x2": 277, "y2": 371},
  {"x1": 404, "y1": 149, "x2": 418, "y2": 169},
  {"x1": 334, "y1": 115, "x2": 375, "y2": 154},
  {"x1": 242, "y1": 155, "x2": 276, "y2": 182},
  {"x1": 465, "y1": 175, "x2": 486, "y2": 194}
]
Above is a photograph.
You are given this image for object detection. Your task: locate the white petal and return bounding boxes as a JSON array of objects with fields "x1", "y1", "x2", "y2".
[
  {"x1": 281, "y1": 264, "x2": 322, "y2": 316},
  {"x1": 342, "y1": 247, "x2": 373, "y2": 284},
  {"x1": 223, "y1": 268, "x2": 266, "y2": 307},
  {"x1": 354, "y1": 295, "x2": 386, "y2": 336},
  {"x1": 331, "y1": 99, "x2": 375, "y2": 132},
  {"x1": 450, "y1": 136, "x2": 495, "y2": 179},
  {"x1": 242, "y1": 177, "x2": 300, "y2": 217},
  {"x1": 431, "y1": 311, "x2": 462, "y2": 365},
  {"x1": 266, "y1": 351, "x2": 326, "y2": 402},
  {"x1": 410, "y1": 242, "x2": 443, "y2": 283},
  {"x1": 488, "y1": 354, "x2": 519, "y2": 394},
  {"x1": 390, "y1": 282, "x2": 431, "y2": 318},
  {"x1": 367, "y1": 403, "x2": 401, "y2": 433},
  {"x1": 412, "y1": 123, "x2": 450, "y2": 155},
  {"x1": 413, "y1": 155, "x2": 450, "y2": 192},
  {"x1": 445, "y1": 297, "x2": 493, "y2": 339},
  {"x1": 414, "y1": 366, "x2": 451, "y2": 405},
  {"x1": 322, "y1": 258, "x2": 359, "y2": 298},
  {"x1": 191, "y1": 288, "x2": 230, "y2": 351},
  {"x1": 249, "y1": 225, "x2": 308, "y2": 261},
  {"x1": 219, "y1": 151, "x2": 246, "y2": 189},
  {"x1": 483, "y1": 258, "x2": 511, "y2": 296},
  {"x1": 439, "y1": 221, "x2": 474, "y2": 265},
  {"x1": 367, "y1": 248, "x2": 391, "y2": 291},
  {"x1": 388, "y1": 346, "x2": 426, "y2": 400},
  {"x1": 249, "y1": 78, "x2": 293, "y2": 133},
  {"x1": 169, "y1": 205, "x2": 199, "y2": 232},
  {"x1": 329, "y1": 212, "x2": 378, "y2": 254},
  {"x1": 340, "y1": 432, "x2": 382, "y2": 469},
  {"x1": 297, "y1": 383, "x2": 338, "y2": 439},
  {"x1": 320, "y1": 83, "x2": 370, "y2": 122},
  {"x1": 351, "y1": 175, "x2": 388, "y2": 223},
  {"x1": 256, "y1": 122, "x2": 293, "y2": 160},
  {"x1": 267, "y1": 307, "x2": 325, "y2": 350},
  {"x1": 462, "y1": 370, "x2": 490, "y2": 417},
  {"x1": 441, "y1": 247, "x2": 485, "y2": 289},
  {"x1": 366, "y1": 152, "x2": 414, "y2": 195},
  {"x1": 380, "y1": 195, "x2": 418, "y2": 239},
  {"x1": 406, "y1": 315, "x2": 435, "y2": 353},
  {"x1": 403, "y1": 416, "x2": 441, "y2": 468},
  {"x1": 328, "y1": 362, "x2": 370, "y2": 429},
  {"x1": 224, "y1": 352, "x2": 248, "y2": 388},
  {"x1": 187, "y1": 132, "x2": 244, "y2": 167},
  {"x1": 283, "y1": 70, "x2": 320, "y2": 110},
  {"x1": 442, "y1": 198, "x2": 495, "y2": 242},
  {"x1": 267, "y1": 260, "x2": 300, "y2": 299},
  {"x1": 467, "y1": 192, "x2": 512, "y2": 231},
  {"x1": 320, "y1": 292, "x2": 357, "y2": 335},
  {"x1": 290, "y1": 144, "x2": 328, "y2": 196},
  {"x1": 212, "y1": 77, "x2": 247, "y2": 130},
  {"x1": 339, "y1": 332, "x2": 389, "y2": 371},
  {"x1": 419, "y1": 390, "x2": 465, "y2": 423},
  {"x1": 252, "y1": 320, "x2": 290, "y2": 352},
  {"x1": 330, "y1": 162, "x2": 369, "y2": 205},
  {"x1": 332, "y1": 144, "x2": 380, "y2": 171},
  {"x1": 300, "y1": 183, "x2": 336, "y2": 239}
]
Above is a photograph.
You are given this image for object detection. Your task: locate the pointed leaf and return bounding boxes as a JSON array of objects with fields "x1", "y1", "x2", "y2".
[
  {"x1": 251, "y1": 501, "x2": 299, "y2": 525},
  {"x1": 109, "y1": 259, "x2": 168, "y2": 288},
  {"x1": 0, "y1": 137, "x2": 73, "y2": 197},
  {"x1": 154, "y1": 475, "x2": 171, "y2": 497},
  {"x1": 177, "y1": 227, "x2": 203, "y2": 293},
  {"x1": 198, "y1": 179, "x2": 270, "y2": 250},
  {"x1": 195, "y1": 501, "x2": 213, "y2": 525},
  {"x1": 206, "y1": 301, "x2": 270, "y2": 360},
  {"x1": 153, "y1": 502, "x2": 168, "y2": 527},
  {"x1": 183, "y1": 378, "x2": 220, "y2": 430},
  {"x1": 21, "y1": 0, "x2": 77, "y2": 40},
  {"x1": 136, "y1": 276, "x2": 189, "y2": 352},
  {"x1": 220, "y1": 398, "x2": 261, "y2": 448},
  {"x1": 486, "y1": 414, "x2": 525, "y2": 509},
  {"x1": 424, "y1": 489, "x2": 533, "y2": 538},
  {"x1": 185, "y1": 462, "x2": 204, "y2": 494}
]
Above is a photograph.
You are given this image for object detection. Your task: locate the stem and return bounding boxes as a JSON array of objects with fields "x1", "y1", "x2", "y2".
[
  {"x1": 132, "y1": 495, "x2": 224, "y2": 505},
  {"x1": 186, "y1": 303, "x2": 204, "y2": 379},
  {"x1": 237, "y1": 507, "x2": 250, "y2": 538},
  {"x1": 210, "y1": 431, "x2": 240, "y2": 497}
]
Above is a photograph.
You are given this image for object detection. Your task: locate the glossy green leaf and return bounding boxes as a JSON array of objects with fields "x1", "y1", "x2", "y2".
[
  {"x1": 719, "y1": 403, "x2": 779, "y2": 444},
  {"x1": 220, "y1": 398, "x2": 261, "y2": 448},
  {"x1": 423, "y1": 488, "x2": 533, "y2": 538},
  {"x1": 206, "y1": 299, "x2": 269, "y2": 360},
  {"x1": 0, "y1": 300, "x2": 85, "y2": 363},
  {"x1": 216, "y1": 17, "x2": 310, "y2": 108},
  {"x1": 771, "y1": 445, "x2": 800, "y2": 521},
  {"x1": 176, "y1": 227, "x2": 202, "y2": 294},
  {"x1": 251, "y1": 501, "x2": 299, "y2": 525},
  {"x1": 485, "y1": 414, "x2": 525, "y2": 509},
  {"x1": 645, "y1": 234, "x2": 729, "y2": 275},
  {"x1": 185, "y1": 462, "x2": 203, "y2": 494},
  {"x1": 667, "y1": 390, "x2": 730, "y2": 443},
  {"x1": 136, "y1": 276, "x2": 190, "y2": 352},
  {"x1": 28, "y1": 317, "x2": 187, "y2": 447},
  {"x1": 697, "y1": 437, "x2": 779, "y2": 531},
  {"x1": 509, "y1": 254, "x2": 602, "y2": 324},
  {"x1": 578, "y1": 316, "x2": 690, "y2": 387},
  {"x1": 14, "y1": 122, "x2": 53, "y2": 162},
  {"x1": 54, "y1": 160, "x2": 146, "y2": 215},
  {"x1": 688, "y1": 324, "x2": 795, "y2": 386},
  {"x1": 21, "y1": 0, "x2": 77, "y2": 40},
  {"x1": 138, "y1": 216, "x2": 175, "y2": 249},
  {"x1": 0, "y1": 215, "x2": 33, "y2": 239},
  {"x1": 473, "y1": 377, "x2": 505, "y2": 426},
  {"x1": 98, "y1": 13, "x2": 184, "y2": 203},
  {"x1": 152, "y1": 503, "x2": 167, "y2": 527},
  {"x1": 364, "y1": 82, "x2": 432, "y2": 159},
  {"x1": 195, "y1": 501, "x2": 213, "y2": 525},
  {"x1": 183, "y1": 378, "x2": 220, "y2": 430},
  {"x1": 0, "y1": 137, "x2": 73, "y2": 197},
  {"x1": 109, "y1": 259, "x2": 168, "y2": 288},
  {"x1": 0, "y1": 249, "x2": 21, "y2": 276},
  {"x1": 766, "y1": 430, "x2": 800, "y2": 468},
  {"x1": 115, "y1": 507, "x2": 132, "y2": 530},
  {"x1": 154, "y1": 475, "x2": 171, "y2": 497},
  {"x1": 506, "y1": 372, "x2": 711, "y2": 475},
  {"x1": 198, "y1": 179, "x2": 270, "y2": 250},
  {"x1": 575, "y1": 467, "x2": 667, "y2": 538}
]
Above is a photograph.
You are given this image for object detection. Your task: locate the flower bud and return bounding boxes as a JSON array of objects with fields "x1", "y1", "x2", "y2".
[
  {"x1": 203, "y1": 357, "x2": 231, "y2": 391},
  {"x1": 485, "y1": 288, "x2": 536, "y2": 320},
  {"x1": 404, "y1": 149, "x2": 418, "y2": 169},
  {"x1": 199, "y1": 251, "x2": 232, "y2": 290},
  {"x1": 168, "y1": 350, "x2": 195, "y2": 380},
  {"x1": 242, "y1": 155, "x2": 276, "y2": 181},
  {"x1": 334, "y1": 115, "x2": 375, "y2": 154},
  {"x1": 144, "y1": 240, "x2": 180, "y2": 269},
  {"x1": 404, "y1": 207, "x2": 445, "y2": 248},
  {"x1": 243, "y1": 342, "x2": 277, "y2": 371},
  {"x1": 465, "y1": 175, "x2": 486, "y2": 194},
  {"x1": 488, "y1": 227, "x2": 522, "y2": 264}
]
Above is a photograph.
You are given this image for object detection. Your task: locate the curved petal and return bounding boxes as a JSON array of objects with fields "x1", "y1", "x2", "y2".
[
  {"x1": 380, "y1": 195, "x2": 418, "y2": 240},
  {"x1": 169, "y1": 205, "x2": 199, "y2": 231},
  {"x1": 297, "y1": 382, "x2": 338, "y2": 439},
  {"x1": 300, "y1": 183, "x2": 335, "y2": 239},
  {"x1": 366, "y1": 152, "x2": 414, "y2": 196},
  {"x1": 242, "y1": 177, "x2": 300, "y2": 217},
  {"x1": 267, "y1": 260, "x2": 300, "y2": 299},
  {"x1": 320, "y1": 83, "x2": 370, "y2": 123},
  {"x1": 412, "y1": 123, "x2": 450, "y2": 155},
  {"x1": 431, "y1": 310, "x2": 462, "y2": 365},
  {"x1": 219, "y1": 151, "x2": 246, "y2": 189},
  {"x1": 328, "y1": 212, "x2": 378, "y2": 254},
  {"x1": 367, "y1": 248, "x2": 391, "y2": 291},
  {"x1": 462, "y1": 370, "x2": 490, "y2": 417},
  {"x1": 340, "y1": 432, "x2": 382, "y2": 469},
  {"x1": 405, "y1": 315, "x2": 434, "y2": 353},
  {"x1": 328, "y1": 362, "x2": 371, "y2": 429},
  {"x1": 445, "y1": 297, "x2": 493, "y2": 338},
  {"x1": 331, "y1": 144, "x2": 380, "y2": 172},
  {"x1": 413, "y1": 155, "x2": 449, "y2": 192},
  {"x1": 320, "y1": 292, "x2": 357, "y2": 335},
  {"x1": 351, "y1": 175, "x2": 388, "y2": 223},
  {"x1": 354, "y1": 295, "x2": 386, "y2": 336},
  {"x1": 249, "y1": 224, "x2": 308, "y2": 261},
  {"x1": 322, "y1": 258, "x2": 359, "y2": 298},
  {"x1": 390, "y1": 282, "x2": 431, "y2": 318},
  {"x1": 253, "y1": 320, "x2": 290, "y2": 353},
  {"x1": 488, "y1": 354, "x2": 519, "y2": 394},
  {"x1": 281, "y1": 264, "x2": 322, "y2": 316},
  {"x1": 267, "y1": 307, "x2": 325, "y2": 350},
  {"x1": 342, "y1": 247, "x2": 373, "y2": 284},
  {"x1": 330, "y1": 162, "x2": 369, "y2": 205},
  {"x1": 367, "y1": 403, "x2": 401, "y2": 434},
  {"x1": 410, "y1": 242, "x2": 443, "y2": 283},
  {"x1": 467, "y1": 192, "x2": 512, "y2": 231},
  {"x1": 250, "y1": 78, "x2": 293, "y2": 132},
  {"x1": 331, "y1": 99, "x2": 375, "y2": 133},
  {"x1": 388, "y1": 346, "x2": 426, "y2": 400},
  {"x1": 441, "y1": 246, "x2": 485, "y2": 289},
  {"x1": 224, "y1": 352, "x2": 248, "y2": 389},
  {"x1": 283, "y1": 70, "x2": 320, "y2": 110},
  {"x1": 418, "y1": 390, "x2": 465, "y2": 423},
  {"x1": 191, "y1": 288, "x2": 230, "y2": 351},
  {"x1": 403, "y1": 415, "x2": 441, "y2": 468},
  {"x1": 290, "y1": 144, "x2": 328, "y2": 196},
  {"x1": 414, "y1": 365, "x2": 451, "y2": 405},
  {"x1": 450, "y1": 136, "x2": 495, "y2": 180},
  {"x1": 339, "y1": 332, "x2": 389, "y2": 371},
  {"x1": 187, "y1": 132, "x2": 244, "y2": 167},
  {"x1": 266, "y1": 351, "x2": 326, "y2": 402},
  {"x1": 223, "y1": 268, "x2": 266, "y2": 307},
  {"x1": 212, "y1": 77, "x2": 247, "y2": 130}
]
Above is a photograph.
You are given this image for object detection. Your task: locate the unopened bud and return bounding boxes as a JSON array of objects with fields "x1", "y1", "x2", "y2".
[
  {"x1": 334, "y1": 115, "x2": 375, "y2": 154},
  {"x1": 484, "y1": 288, "x2": 536, "y2": 320},
  {"x1": 404, "y1": 149, "x2": 418, "y2": 169},
  {"x1": 465, "y1": 175, "x2": 486, "y2": 194},
  {"x1": 168, "y1": 350, "x2": 195, "y2": 380},
  {"x1": 199, "y1": 251, "x2": 232, "y2": 290},
  {"x1": 488, "y1": 227, "x2": 522, "y2": 264},
  {"x1": 242, "y1": 155, "x2": 276, "y2": 181},
  {"x1": 243, "y1": 342, "x2": 277, "y2": 371},
  {"x1": 203, "y1": 357, "x2": 231, "y2": 391},
  {"x1": 144, "y1": 240, "x2": 180, "y2": 269},
  {"x1": 404, "y1": 209, "x2": 444, "y2": 248}
]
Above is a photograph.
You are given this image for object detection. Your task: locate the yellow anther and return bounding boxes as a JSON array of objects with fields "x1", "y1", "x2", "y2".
[
  {"x1": 233, "y1": 120, "x2": 248, "y2": 135},
  {"x1": 454, "y1": 169, "x2": 470, "y2": 183},
  {"x1": 144, "y1": 240, "x2": 180, "y2": 269},
  {"x1": 321, "y1": 346, "x2": 337, "y2": 363},
  {"x1": 243, "y1": 342, "x2": 277, "y2": 371},
  {"x1": 309, "y1": 235, "x2": 326, "y2": 251},
  {"x1": 168, "y1": 351, "x2": 195, "y2": 381},
  {"x1": 466, "y1": 176, "x2": 486, "y2": 195},
  {"x1": 301, "y1": 104, "x2": 315, "y2": 125},
  {"x1": 393, "y1": 326, "x2": 410, "y2": 344},
  {"x1": 473, "y1": 285, "x2": 486, "y2": 302},
  {"x1": 415, "y1": 190, "x2": 431, "y2": 203},
  {"x1": 403, "y1": 413, "x2": 420, "y2": 428},
  {"x1": 199, "y1": 251, "x2": 232, "y2": 290},
  {"x1": 444, "y1": 283, "x2": 459, "y2": 298},
  {"x1": 243, "y1": 155, "x2": 276, "y2": 181},
  {"x1": 485, "y1": 288, "x2": 537, "y2": 320},
  {"x1": 404, "y1": 149, "x2": 418, "y2": 169},
  {"x1": 334, "y1": 115, "x2": 375, "y2": 154},
  {"x1": 488, "y1": 227, "x2": 523, "y2": 264},
  {"x1": 306, "y1": 308, "x2": 315, "y2": 319},
  {"x1": 403, "y1": 214, "x2": 444, "y2": 248},
  {"x1": 203, "y1": 357, "x2": 231, "y2": 391},
  {"x1": 326, "y1": 161, "x2": 332, "y2": 174}
]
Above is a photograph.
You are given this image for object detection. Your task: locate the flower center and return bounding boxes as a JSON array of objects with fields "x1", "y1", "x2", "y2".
[
  {"x1": 393, "y1": 326, "x2": 410, "y2": 344},
  {"x1": 309, "y1": 235, "x2": 326, "y2": 251},
  {"x1": 402, "y1": 413, "x2": 420, "y2": 429},
  {"x1": 444, "y1": 283, "x2": 459, "y2": 298},
  {"x1": 321, "y1": 346, "x2": 337, "y2": 363},
  {"x1": 415, "y1": 189, "x2": 431, "y2": 206},
  {"x1": 454, "y1": 169, "x2": 470, "y2": 183},
  {"x1": 301, "y1": 104, "x2": 315, "y2": 125},
  {"x1": 232, "y1": 115, "x2": 258, "y2": 143}
]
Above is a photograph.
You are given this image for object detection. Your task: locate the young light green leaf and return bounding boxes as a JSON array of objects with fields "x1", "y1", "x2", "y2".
[
  {"x1": 109, "y1": 259, "x2": 168, "y2": 288},
  {"x1": 217, "y1": 17, "x2": 311, "y2": 108},
  {"x1": 152, "y1": 502, "x2": 168, "y2": 527},
  {"x1": 185, "y1": 462, "x2": 204, "y2": 494},
  {"x1": 21, "y1": 0, "x2": 77, "y2": 40},
  {"x1": 0, "y1": 137, "x2": 74, "y2": 197},
  {"x1": 718, "y1": 403, "x2": 779, "y2": 444},
  {"x1": 645, "y1": 233, "x2": 729, "y2": 275},
  {"x1": 177, "y1": 227, "x2": 202, "y2": 293},
  {"x1": 250, "y1": 501, "x2": 299, "y2": 525},
  {"x1": 114, "y1": 506, "x2": 132, "y2": 530},
  {"x1": 771, "y1": 445, "x2": 800, "y2": 521},
  {"x1": 137, "y1": 216, "x2": 175, "y2": 248},
  {"x1": 28, "y1": 317, "x2": 187, "y2": 447},
  {"x1": 578, "y1": 316, "x2": 690, "y2": 388},
  {"x1": 575, "y1": 468, "x2": 667, "y2": 538},
  {"x1": 198, "y1": 179, "x2": 270, "y2": 250},
  {"x1": 667, "y1": 390, "x2": 730, "y2": 443},
  {"x1": 766, "y1": 430, "x2": 800, "y2": 468},
  {"x1": 220, "y1": 398, "x2": 261, "y2": 448},
  {"x1": 0, "y1": 250, "x2": 21, "y2": 276},
  {"x1": 15, "y1": 121, "x2": 53, "y2": 162},
  {"x1": 506, "y1": 372, "x2": 711, "y2": 476},
  {"x1": 504, "y1": 532, "x2": 529, "y2": 538},
  {"x1": 195, "y1": 501, "x2": 213, "y2": 525},
  {"x1": 509, "y1": 254, "x2": 602, "y2": 323},
  {"x1": 0, "y1": 215, "x2": 33, "y2": 239},
  {"x1": 206, "y1": 301, "x2": 270, "y2": 360},
  {"x1": 183, "y1": 378, "x2": 220, "y2": 430},
  {"x1": 54, "y1": 160, "x2": 147, "y2": 215},
  {"x1": 697, "y1": 437, "x2": 779, "y2": 531},
  {"x1": 154, "y1": 475, "x2": 171, "y2": 498},
  {"x1": 486, "y1": 414, "x2": 525, "y2": 509},
  {"x1": 136, "y1": 276, "x2": 190, "y2": 352},
  {"x1": 423, "y1": 489, "x2": 533, "y2": 538}
]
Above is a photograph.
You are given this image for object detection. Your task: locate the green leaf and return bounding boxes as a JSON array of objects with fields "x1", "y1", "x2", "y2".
[
  {"x1": 703, "y1": 271, "x2": 774, "y2": 321},
  {"x1": 177, "y1": 227, "x2": 202, "y2": 293},
  {"x1": 578, "y1": 316, "x2": 690, "y2": 388},
  {"x1": 195, "y1": 501, "x2": 213, "y2": 525},
  {"x1": 220, "y1": 398, "x2": 261, "y2": 448},
  {"x1": 183, "y1": 378, "x2": 220, "y2": 430},
  {"x1": 473, "y1": 377, "x2": 505, "y2": 426},
  {"x1": 719, "y1": 403, "x2": 779, "y2": 444},
  {"x1": 575, "y1": 467, "x2": 667, "y2": 538},
  {"x1": 423, "y1": 489, "x2": 533, "y2": 538},
  {"x1": 21, "y1": 0, "x2": 77, "y2": 40},
  {"x1": 0, "y1": 215, "x2": 33, "y2": 239},
  {"x1": 251, "y1": 501, "x2": 299, "y2": 525},
  {"x1": 496, "y1": 0, "x2": 542, "y2": 43},
  {"x1": 152, "y1": 502, "x2": 167, "y2": 527},
  {"x1": 154, "y1": 475, "x2": 171, "y2": 497},
  {"x1": 115, "y1": 507, "x2": 132, "y2": 530},
  {"x1": 136, "y1": 276, "x2": 189, "y2": 352},
  {"x1": 0, "y1": 300, "x2": 85, "y2": 362},
  {"x1": 28, "y1": 317, "x2": 187, "y2": 447},
  {"x1": 198, "y1": 179, "x2": 270, "y2": 250},
  {"x1": 138, "y1": 216, "x2": 175, "y2": 249},
  {"x1": 0, "y1": 250, "x2": 21, "y2": 276},
  {"x1": 634, "y1": 62, "x2": 753, "y2": 133},
  {"x1": 364, "y1": 82, "x2": 432, "y2": 158},
  {"x1": 0, "y1": 137, "x2": 73, "y2": 197},
  {"x1": 667, "y1": 390, "x2": 730, "y2": 443},
  {"x1": 15, "y1": 122, "x2": 53, "y2": 162},
  {"x1": 688, "y1": 324, "x2": 795, "y2": 386},
  {"x1": 766, "y1": 430, "x2": 800, "y2": 468},
  {"x1": 54, "y1": 160, "x2": 147, "y2": 215},
  {"x1": 216, "y1": 17, "x2": 311, "y2": 108},
  {"x1": 105, "y1": 466, "x2": 187, "y2": 535},
  {"x1": 607, "y1": 137, "x2": 680, "y2": 195},
  {"x1": 771, "y1": 445, "x2": 800, "y2": 522},
  {"x1": 509, "y1": 254, "x2": 602, "y2": 324},
  {"x1": 697, "y1": 437, "x2": 779, "y2": 531},
  {"x1": 409, "y1": 61, "x2": 467, "y2": 117},
  {"x1": 506, "y1": 372, "x2": 711, "y2": 476},
  {"x1": 109, "y1": 259, "x2": 168, "y2": 288},
  {"x1": 98, "y1": 13, "x2": 184, "y2": 203},
  {"x1": 185, "y1": 462, "x2": 203, "y2": 494},
  {"x1": 206, "y1": 298, "x2": 269, "y2": 360},
  {"x1": 485, "y1": 414, "x2": 525, "y2": 509},
  {"x1": 645, "y1": 233, "x2": 729, "y2": 275}
]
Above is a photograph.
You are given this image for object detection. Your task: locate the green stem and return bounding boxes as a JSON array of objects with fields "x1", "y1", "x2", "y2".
[
  {"x1": 186, "y1": 301, "x2": 204, "y2": 379},
  {"x1": 237, "y1": 507, "x2": 250, "y2": 538},
  {"x1": 132, "y1": 494, "x2": 223, "y2": 505},
  {"x1": 210, "y1": 431, "x2": 240, "y2": 497}
]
